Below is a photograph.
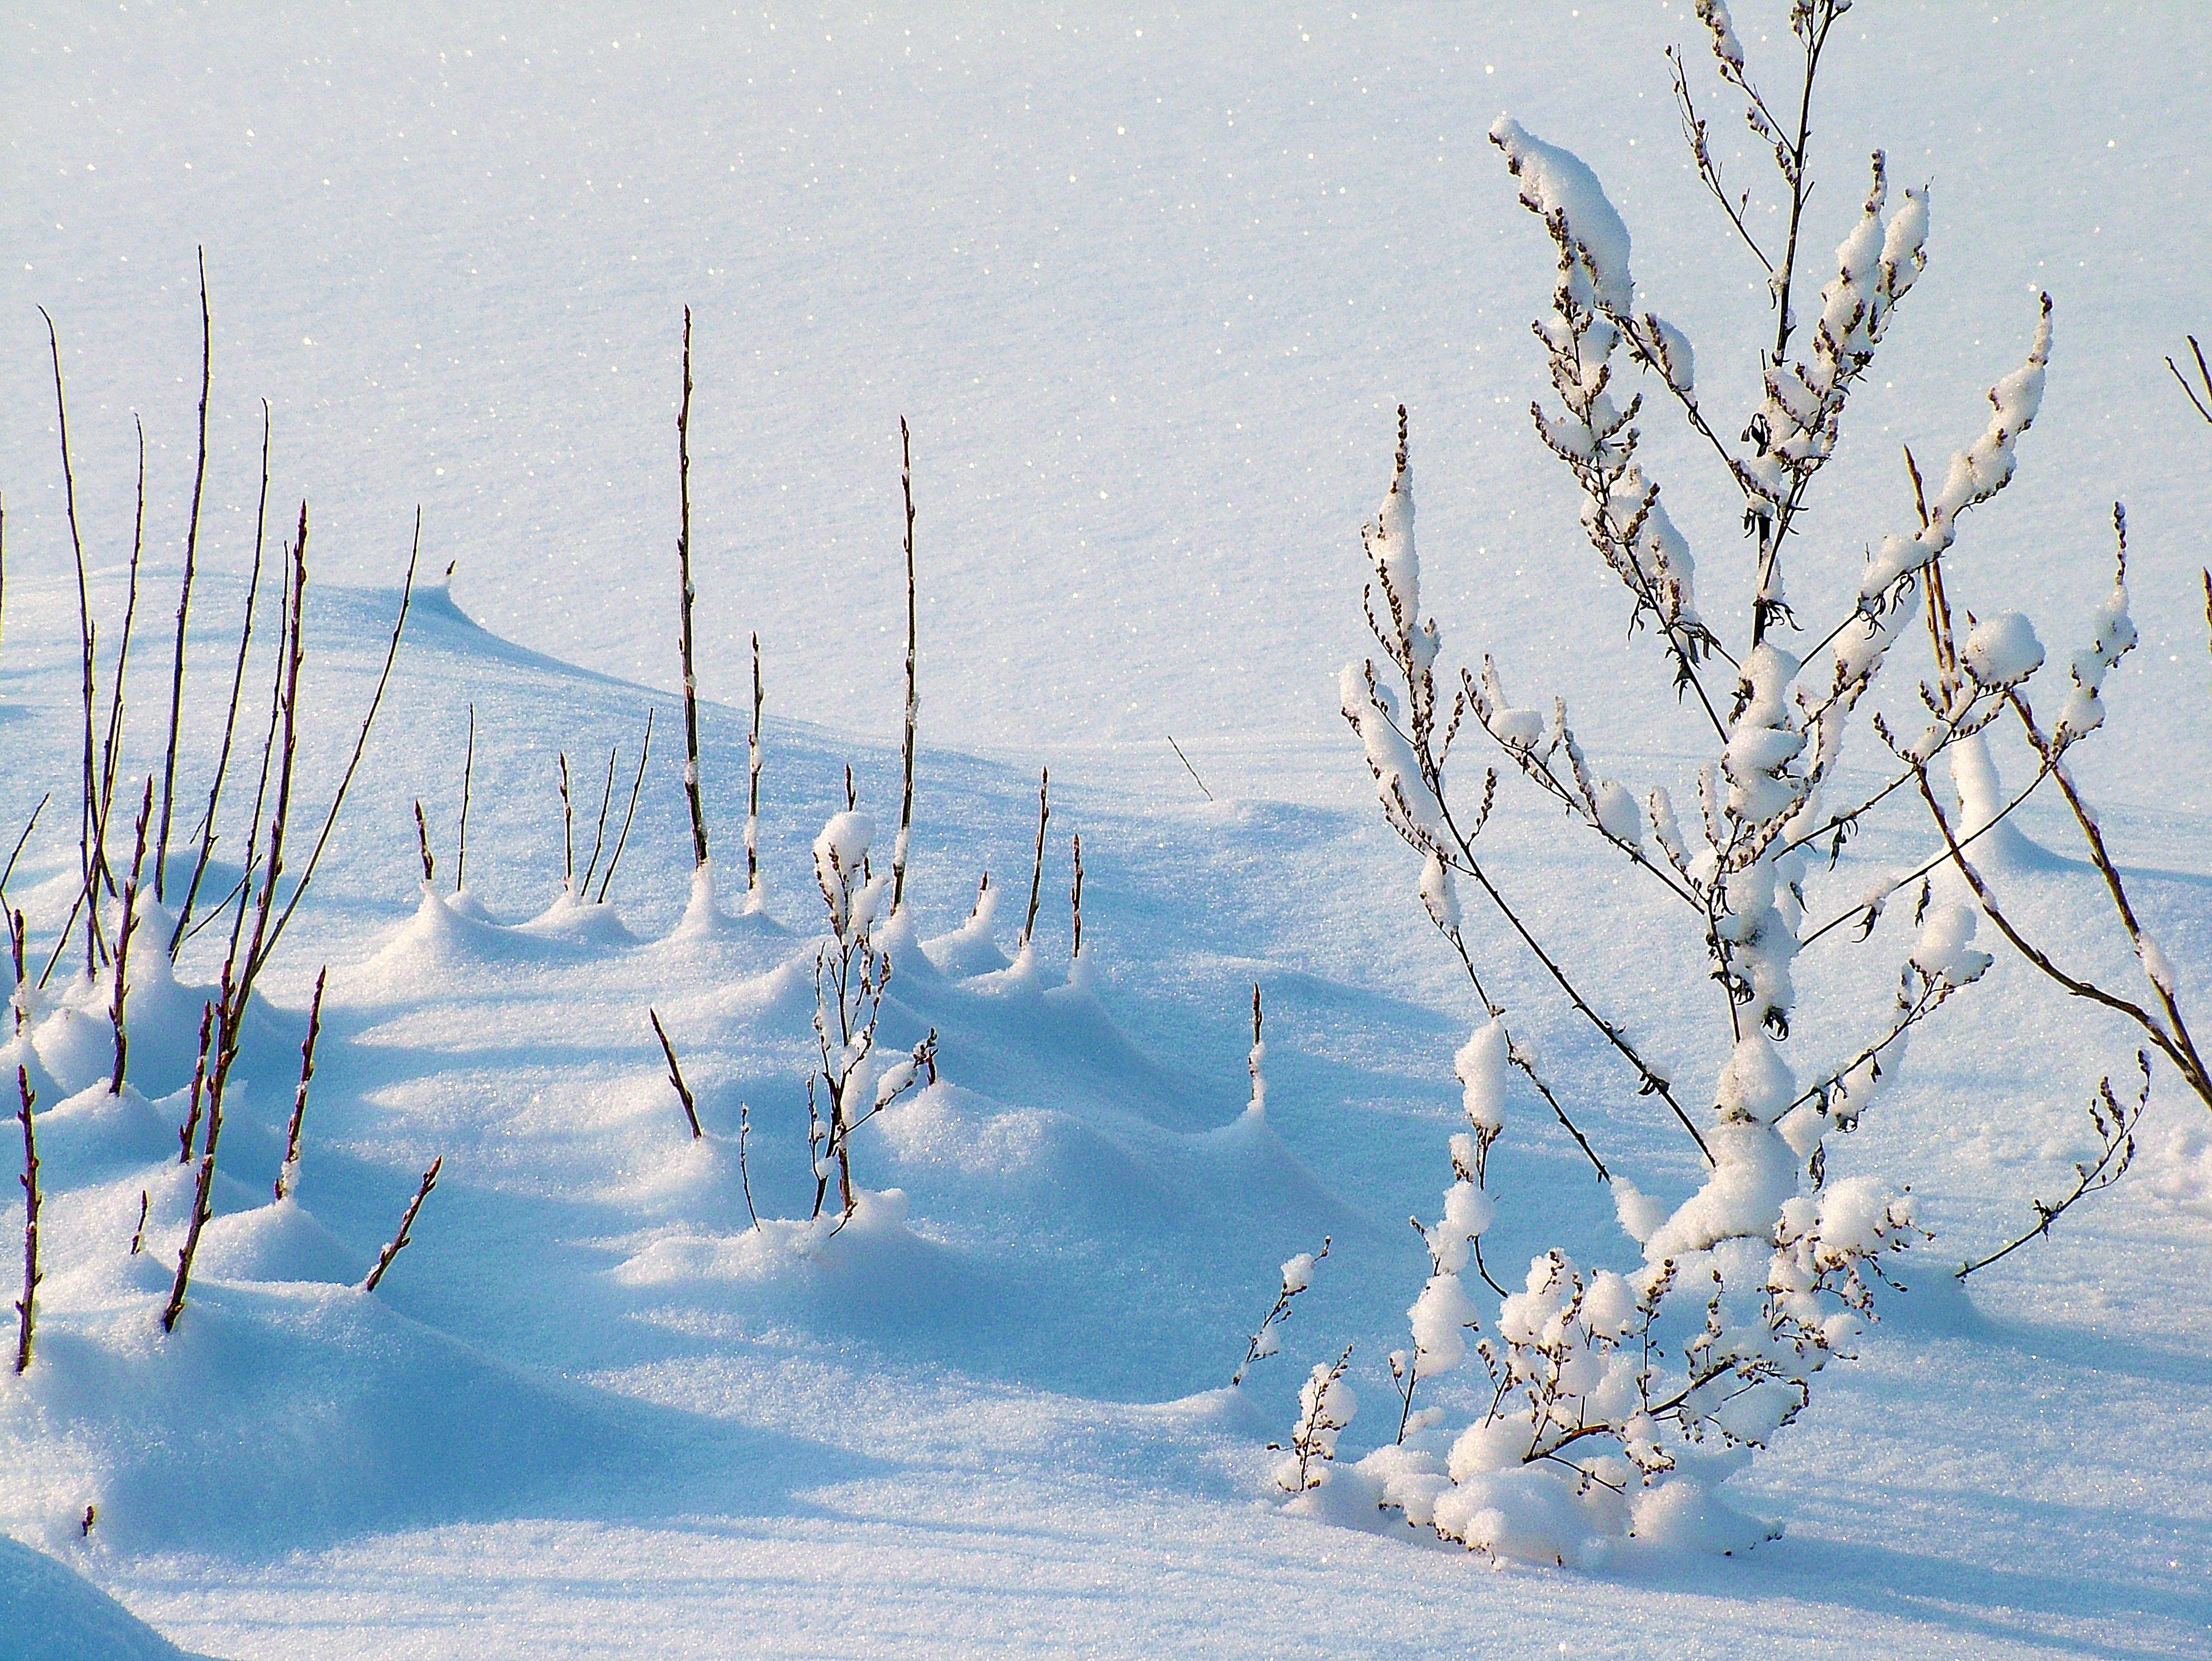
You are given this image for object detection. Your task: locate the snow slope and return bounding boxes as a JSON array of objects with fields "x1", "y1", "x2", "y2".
[{"x1": 3, "y1": 1, "x2": 2210, "y2": 1657}]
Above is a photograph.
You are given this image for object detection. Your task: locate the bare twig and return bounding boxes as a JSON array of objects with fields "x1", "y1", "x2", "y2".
[
  {"x1": 96, "y1": 421, "x2": 148, "y2": 874},
  {"x1": 738, "y1": 1101, "x2": 760, "y2": 1230},
  {"x1": 156, "y1": 249, "x2": 214, "y2": 899},
  {"x1": 598, "y1": 708, "x2": 654, "y2": 904},
  {"x1": 177, "y1": 1000, "x2": 214, "y2": 1163},
  {"x1": 675, "y1": 308, "x2": 709, "y2": 870},
  {"x1": 893, "y1": 418, "x2": 920, "y2": 913},
  {"x1": 363, "y1": 1156, "x2": 442, "y2": 1292},
  {"x1": 2166, "y1": 335, "x2": 2212, "y2": 423},
  {"x1": 1958, "y1": 1055, "x2": 2150, "y2": 1277},
  {"x1": 43, "y1": 308, "x2": 109, "y2": 974},
  {"x1": 0, "y1": 797, "x2": 48, "y2": 921},
  {"x1": 746, "y1": 635, "x2": 763, "y2": 904},
  {"x1": 1167, "y1": 734, "x2": 1214, "y2": 800},
  {"x1": 14, "y1": 1067, "x2": 38, "y2": 1374},
  {"x1": 558, "y1": 751, "x2": 574, "y2": 891},
  {"x1": 172, "y1": 400, "x2": 273, "y2": 957},
  {"x1": 581, "y1": 745, "x2": 618, "y2": 897},
  {"x1": 413, "y1": 802, "x2": 434, "y2": 884},
  {"x1": 1070, "y1": 833, "x2": 1084, "y2": 961},
  {"x1": 273, "y1": 966, "x2": 326, "y2": 1200},
  {"x1": 456, "y1": 703, "x2": 475, "y2": 893},
  {"x1": 649, "y1": 1009, "x2": 704, "y2": 1140},
  {"x1": 264, "y1": 512, "x2": 420, "y2": 959},
  {"x1": 1020, "y1": 767, "x2": 1050, "y2": 950},
  {"x1": 1232, "y1": 1235, "x2": 1329, "y2": 1386},
  {"x1": 107, "y1": 778, "x2": 154, "y2": 1093}
]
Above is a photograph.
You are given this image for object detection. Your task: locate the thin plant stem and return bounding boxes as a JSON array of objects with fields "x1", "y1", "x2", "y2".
[
  {"x1": 675, "y1": 307, "x2": 708, "y2": 870},
  {"x1": 893, "y1": 417, "x2": 919, "y2": 913},
  {"x1": 598, "y1": 708, "x2": 654, "y2": 905},
  {"x1": 156, "y1": 249, "x2": 214, "y2": 899}
]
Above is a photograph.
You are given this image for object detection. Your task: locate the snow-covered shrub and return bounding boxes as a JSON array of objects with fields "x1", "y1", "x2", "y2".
[{"x1": 1327, "y1": 0, "x2": 2179, "y2": 1560}]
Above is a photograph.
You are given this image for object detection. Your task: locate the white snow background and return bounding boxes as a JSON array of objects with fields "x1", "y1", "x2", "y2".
[{"x1": 3, "y1": 1, "x2": 2210, "y2": 1656}]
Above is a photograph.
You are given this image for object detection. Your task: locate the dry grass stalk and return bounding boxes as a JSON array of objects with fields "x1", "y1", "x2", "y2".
[
  {"x1": 649, "y1": 1008, "x2": 704, "y2": 1140},
  {"x1": 675, "y1": 307, "x2": 709, "y2": 870},
  {"x1": 413, "y1": 802, "x2": 434, "y2": 883},
  {"x1": 273, "y1": 965, "x2": 327, "y2": 1201},
  {"x1": 130, "y1": 1189, "x2": 148, "y2": 1256},
  {"x1": 363, "y1": 1156, "x2": 442, "y2": 1292},
  {"x1": 156, "y1": 250, "x2": 214, "y2": 899},
  {"x1": 13, "y1": 1067, "x2": 37, "y2": 1375}
]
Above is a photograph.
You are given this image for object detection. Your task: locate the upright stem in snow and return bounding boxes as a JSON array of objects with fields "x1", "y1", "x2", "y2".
[
  {"x1": 172, "y1": 400, "x2": 272, "y2": 958},
  {"x1": 746, "y1": 635, "x2": 763, "y2": 905},
  {"x1": 649, "y1": 1009, "x2": 705, "y2": 1140},
  {"x1": 413, "y1": 802, "x2": 434, "y2": 883},
  {"x1": 363, "y1": 1157, "x2": 442, "y2": 1292},
  {"x1": 580, "y1": 745, "x2": 617, "y2": 898},
  {"x1": 675, "y1": 308, "x2": 709, "y2": 871},
  {"x1": 274, "y1": 966, "x2": 326, "y2": 1200},
  {"x1": 43, "y1": 308, "x2": 109, "y2": 976},
  {"x1": 598, "y1": 708, "x2": 654, "y2": 905},
  {"x1": 108, "y1": 778, "x2": 154, "y2": 1094},
  {"x1": 1246, "y1": 982, "x2": 1265, "y2": 1117},
  {"x1": 892, "y1": 418, "x2": 919, "y2": 914},
  {"x1": 557, "y1": 751, "x2": 574, "y2": 892},
  {"x1": 157, "y1": 249, "x2": 214, "y2": 899},
  {"x1": 14, "y1": 1067, "x2": 38, "y2": 1375},
  {"x1": 455, "y1": 704, "x2": 475, "y2": 893},
  {"x1": 1020, "y1": 768, "x2": 1050, "y2": 950},
  {"x1": 97, "y1": 424, "x2": 148, "y2": 886},
  {"x1": 1070, "y1": 833, "x2": 1084, "y2": 961}
]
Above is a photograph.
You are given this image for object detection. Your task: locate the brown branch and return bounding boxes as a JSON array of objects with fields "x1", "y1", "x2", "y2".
[
  {"x1": 649, "y1": 1009, "x2": 704, "y2": 1140},
  {"x1": 14, "y1": 1067, "x2": 38, "y2": 1374},
  {"x1": 745, "y1": 637, "x2": 764, "y2": 902},
  {"x1": 363, "y1": 1156, "x2": 441, "y2": 1292},
  {"x1": 273, "y1": 966, "x2": 326, "y2": 1200},
  {"x1": 107, "y1": 778, "x2": 154, "y2": 1094},
  {"x1": 675, "y1": 307, "x2": 709, "y2": 870},
  {"x1": 1913, "y1": 764, "x2": 2199, "y2": 1093},
  {"x1": 893, "y1": 417, "x2": 919, "y2": 913},
  {"x1": 1020, "y1": 767, "x2": 1050, "y2": 949}
]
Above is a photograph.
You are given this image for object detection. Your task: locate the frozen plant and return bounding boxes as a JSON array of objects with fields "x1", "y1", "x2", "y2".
[
  {"x1": 1232, "y1": 1234, "x2": 1329, "y2": 1387},
  {"x1": 1273, "y1": 1344, "x2": 1357, "y2": 1495},
  {"x1": 1328, "y1": 0, "x2": 2153, "y2": 1560},
  {"x1": 809, "y1": 807, "x2": 937, "y2": 1221}
]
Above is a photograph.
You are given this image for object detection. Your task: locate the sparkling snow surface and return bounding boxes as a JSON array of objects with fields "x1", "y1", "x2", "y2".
[{"x1": 3, "y1": 3, "x2": 2210, "y2": 1657}]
